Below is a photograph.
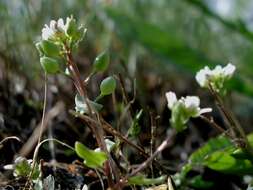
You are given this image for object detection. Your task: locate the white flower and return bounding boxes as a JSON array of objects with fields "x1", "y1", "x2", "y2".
[
  {"x1": 195, "y1": 63, "x2": 236, "y2": 89},
  {"x1": 165, "y1": 91, "x2": 212, "y2": 117},
  {"x1": 42, "y1": 18, "x2": 68, "y2": 40},
  {"x1": 184, "y1": 96, "x2": 200, "y2": 110},
  {"x1": 166, "y1": 91, "x2": 177, "y2": 109},
  {"x1": 223, "y1": 63, "x2": 236, "y2": 77}
]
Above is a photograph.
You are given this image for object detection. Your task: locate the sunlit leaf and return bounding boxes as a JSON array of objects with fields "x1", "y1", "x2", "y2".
[{"x1": 75, "y1": 141, "x2": 108, "y2": 169}]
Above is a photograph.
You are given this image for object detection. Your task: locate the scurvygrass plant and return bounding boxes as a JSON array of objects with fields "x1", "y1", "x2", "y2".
[{"x1": 31, "y1": 16, "x2": 174, "y2": 190}]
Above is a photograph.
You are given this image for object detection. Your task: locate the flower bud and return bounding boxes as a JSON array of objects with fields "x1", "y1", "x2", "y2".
[{"x1": 66, "y1": 16, "x2": 78, "y2": 37}]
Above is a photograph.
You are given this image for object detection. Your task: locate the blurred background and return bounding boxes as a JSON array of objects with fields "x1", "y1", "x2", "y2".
[{"x1": 1, "y1": 0, "x2": 253, "y2": 188}]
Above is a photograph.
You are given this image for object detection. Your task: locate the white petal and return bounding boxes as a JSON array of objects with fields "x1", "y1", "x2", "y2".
[
  {"x1": 49, "y1": 20, "x2": 57, "y2": 29},
  {"x1": 213, "y1": 65, "x2": 223, "y2": 75},
  {"x1": 3, "y1": 164, "x2": 14, "y2": 170},
  {"x1": 223, "y1": 63, "x2": 236, "y2": 77},
  {"x1": 57, "y1": 18, "x2": 65, "y2": 30},
  {"x1": 42, "y1": 27, "x2": 54, "y2": 40},
  {"x1": 165, "y1": 91, "x2": 177, "y2": 109},
  {"x1": 195, "y1": 66, "x2": 210, "y2": 87},
  {"x1": 199, "y1": 108, "x2": 212, "y2": 114},
  {"x1": 184, "y1": 96, "x2": 200, "y2": 109}
]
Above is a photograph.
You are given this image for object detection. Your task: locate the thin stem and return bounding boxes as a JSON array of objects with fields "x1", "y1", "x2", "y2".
[
  {"x1": 24, "y1": 73, "x2": 48, "y2": 190},
  {"x1": 64, "y1": 45, "x2": 116, "y2": 186},
  {"x1": 38, "y1": 74, "x2": 48, "y2": 145},
  {"x1": 95, "y1": 169, "x2": 105, "y2": 190},
  {"x1": 0, "y1": 136, "x2": 21, "y2": 147},
  {"x1": 208, "y1": 84, "x2": 250, "y2": 148},
  {"x1": 199, "y1": 115, "x2": 233, "y2": 138}
]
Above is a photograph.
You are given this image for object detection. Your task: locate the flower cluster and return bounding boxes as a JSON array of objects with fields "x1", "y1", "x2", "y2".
[
  {"x1": 166, "y1": 91, "x2": 212, "y2": 132},
  {"x1": 195, "y1": 63, "x2": 236, "y2": 93},
  {"x1": 42, "y1": 18, "x2": 68, "y2": 40},
  {"x1": 36, "y1": 16, "x2": 86, "y2": 74}
]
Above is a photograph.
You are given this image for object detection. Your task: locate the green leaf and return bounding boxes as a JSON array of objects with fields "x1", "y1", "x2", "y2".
[
  {"x1": 189, "y1": 136, "x2": 233, "y2": 165},
  {"x1": 190, "y1": 175, "x2": 214, "y2": 189},
  {"x1": 100, "y1": 76, "x2": 116, "y2": 96},
  {"x1": 40, "y1": 40, "x2": 60, "y2": 58},
  {"x1": 129, "y1": 109, "x2": 143, "y2": 137},
  {"x1": 93, "y1": 51, "x2": 110, "y2": 73},
  {"x1": 204, "y1": 151, "x2": 253, "y2": 174},
  {"x1": 75, "y1": 141, "x2": 108, "y2": 169},
  {"x1": 14, "y1": 157, "x2": 31, "y2": 177},
  {"x1": 40, "y1": 57, "x2": 60, "y2": 74},
  {"x1": 189, "y1": 135, "x2": 253, "y2": 174},
  {"x1": 128, "y1": 175, "x2": 166, "y2": 186},
  {"x1": 75, "y1": 94, "x2": 103, "y2": 114}
]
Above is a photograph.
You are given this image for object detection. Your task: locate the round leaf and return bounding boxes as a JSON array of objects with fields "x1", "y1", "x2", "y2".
[
  {"x1": 93, "y1": 51, "x2": 110, "y2": 73},
  {"x1": 40, "y1": 56, "x2": 60, "y2": 74},
  {"x1": 40, "y1": 40, "x2": 60, "y2": 58},
  {"x1": 100, "y1": 76, "x2": 116, "y2": 96}
]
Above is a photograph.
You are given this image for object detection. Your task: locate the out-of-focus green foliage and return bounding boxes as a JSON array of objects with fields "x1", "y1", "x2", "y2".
[{"x1": 2, "y1": 0, "x2": 253, "y2": 96}]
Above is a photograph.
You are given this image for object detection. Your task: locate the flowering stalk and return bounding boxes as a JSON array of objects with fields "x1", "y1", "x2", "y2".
[
  {"x1": 63, "y1": 40, "x2": 116, "y2": 188},
  {"x1": 36, "y1": 16, "x2": 118, "y2": 188},
  {"x1": 208, "y1": 83, "x2": 249, "y2": 148},
  {"x1": 196, "y1": 63, "x2": 251, "y2": 150}
]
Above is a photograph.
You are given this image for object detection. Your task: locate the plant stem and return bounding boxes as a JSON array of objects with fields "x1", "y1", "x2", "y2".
[
  {"x1": 24, "y1": 74, "x2": 48, "y2": 190},
  {"x1": 208, "y1": 84, "x2": 250, "y2": 149},
  {"x1": 64, "y1": 45, "x2": 116, "y2": 187}
]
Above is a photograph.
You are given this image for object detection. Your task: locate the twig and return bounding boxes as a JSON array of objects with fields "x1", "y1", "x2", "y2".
[
  {"x1": 129, "y1": 129, "x2": 175, "y2": 177},
  {"x1": 114, "y1": 129, "x2": 176, "y2": 189}
]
